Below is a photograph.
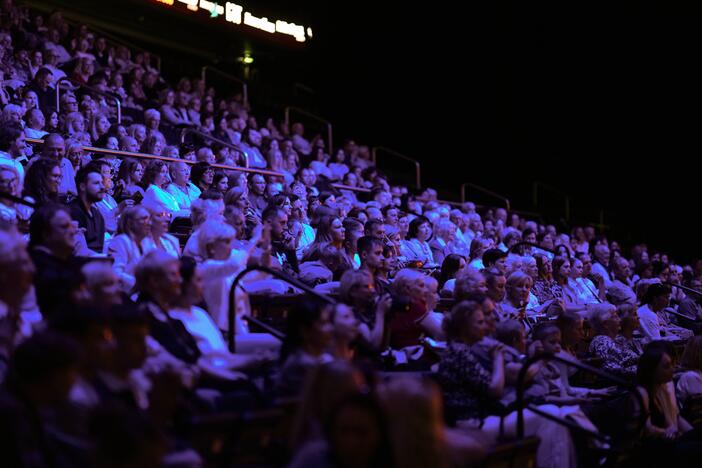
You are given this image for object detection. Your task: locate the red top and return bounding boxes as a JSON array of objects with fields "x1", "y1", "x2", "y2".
[{"x1": 388, "y1": 299, "x2": 429, "y2": 349}]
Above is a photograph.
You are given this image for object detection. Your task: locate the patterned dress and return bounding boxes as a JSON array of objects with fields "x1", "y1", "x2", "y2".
[
  {"x1": 589, "y1": 335, "x2": 639, "y2": 379},
  {"x1": 438, "y1": 341, "x2": 494, "y2": 420}
]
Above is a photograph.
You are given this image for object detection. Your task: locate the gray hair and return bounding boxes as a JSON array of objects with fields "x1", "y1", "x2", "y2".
[{"x1": 197, "y1": 219, "x2": 236, "y2": 258}]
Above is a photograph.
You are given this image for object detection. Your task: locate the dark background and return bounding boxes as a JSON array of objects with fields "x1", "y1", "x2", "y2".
[{"x1": 28, "y1": 0, "x2": 702, "y2": 261}]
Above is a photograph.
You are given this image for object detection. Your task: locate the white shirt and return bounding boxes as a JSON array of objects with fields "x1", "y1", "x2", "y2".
[
  {"x1": 677, "y1": 370, "x2": 702, "y2": 404},
  {"x1": 201, "y1": 249, "x2": 249, "y2": 331},
  {"x1": 637, "y1": 304, "x2": 661, "y2": 341},
  {"x1": 108, "y1": 234, "x2": 152, "y2": 291},
  {"x1": 96, "y1": 193, "x2": 118, "y2": 234},
  {"x1": 166, "y1": 182, "x2": 201, "y2": 211},
  {"x1": 0, "y1": 150, "x2": 25, "y2": 187},
  {"x1": 296, "y1": 222, "x2": 316, "y2": 260},
  {"x1": 169, "y1": 305, "x2": 227, "y2": 354},
  {"x1": 143, "y1": 184, "x2": 189, "y2": 218},
  {"x1": 142, "y1": 233, "x2": 181, "y2": 258},
  {"x1": 400, "y1": 238, "x2": 435, "y2": 265},
  {"x1": 591, "y1": 262, "x2": 612, "y2": 287}
]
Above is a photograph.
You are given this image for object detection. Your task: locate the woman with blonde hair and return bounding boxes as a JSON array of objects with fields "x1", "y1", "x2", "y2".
[{"x1": 501, "y1": 270, "x2": 535, "y2": 321}]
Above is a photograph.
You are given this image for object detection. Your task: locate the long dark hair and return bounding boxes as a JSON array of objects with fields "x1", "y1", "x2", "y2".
[
  {"x1": 23, "y1": 157, "x2": 59, "y2": 205},
  {"x1": 637, "y1": 341, "x2": 674, "y2": 391},
  {"x1": 140, "y1": 160, "x2": 166, "y2": 189},
  {"x1": 280, "y1": 298, "x2": 327, "y2": 361},
  {"x1": 326, "y1": 394, "x2": 393, "y2": 468},
  {"x1": 439, "y1": 254, "x2": 465, "y2": 289}
]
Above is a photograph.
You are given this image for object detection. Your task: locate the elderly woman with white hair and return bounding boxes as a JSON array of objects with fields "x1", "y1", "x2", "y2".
[
  {"x1": 588, "y1": 303, "x2": 639, "y2": 379},
  {"x1": 198, "y1": 220, "x2": 263, "y2": 332},
  {"x1": 430, "y1": 218, "x2": 460, "y2": 265},
  {"x1": 182, "y1": 196, "x2": 226, "y2": 259}
]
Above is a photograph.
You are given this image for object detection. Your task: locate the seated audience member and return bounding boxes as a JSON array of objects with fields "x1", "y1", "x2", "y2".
[
  {"x1": 636, "y1": 343, "x2": 702, "y2": 465},
  {"x1": 166, "y1": 161, "x2": 200, "y2": 211},
  {"x1": 288, "y1": 393, "x2": 391, "y2": 468},
  {"x1": 638, "y1": 283, "x2": 692, "y2": 342},
  {"x1": 501, "y1": 270, "x2": 535, "y2": 321},
  {"x1": 386, "y1": 269, "x2": 443, "y2": 349},
  {"x1": 0, "y1": 230, "x2": 37, "y2": 349},
  {"x1": 277, "y1": 299, "x2": 335, "y2": 396},
  {"x1": 28, "y1": 204, "x2": 82, "y2": 316},
  {"x1": 338, "y1": 268, "x2": 389, "y2": 350},
  {"x1": 108, "y1": 206, "x2": 152, "y2": 291},
  {"x1": 400, "y1": 215, "x2": 436, "y2": 266},
  {"x1": 438, "y1": 253, "x2": 466, "y2": 296},
  {"x1": 616, "y1": 303, "x2": 644, "y2": 357},
  {"x1": 141, "y1": 160, "x2": 188, "y2": 218},
  {"x1": 565, "y1": 254, "x2": 603, "y2": 305},
  {"x1": 114, "y1": 158, "x2": 146, "y2": 202},
  {"x1": 677, "y1": 336, "x2": 702, "y2": 408},
  {"x1": 482, "y1": 248, "x2": 508, "y2": 275},
  {"x1": 23, "y1": 157, "x2": 61, "y2": 207},
  {"x1": 169, "y1": 256, "x2": 274, "y2": 376},
  {"x1": 379, "y1": 376, "x2": 487, "y2": 468},
  {"x1": 429, "y1": 218, "x2": 459, "y2": 265},
  {"x1": 588, "y1": 303, "x2": 639, "y2": 379},
  {"x1": 142, "y1": 205, "x2": 180, "y2": 257},
  {"x1": 69, "y1": 165, "x2": 106, "y2": 254},
  {"x1": 607, "y1": 256, "x2": 637, "y2": 306},
  {"x1": 197, "y1": 220, "x2": 261, "y2": 331},
  {"x1": 0, "y1": 331, "x2": 82, "y2": 467},
  {"x1": 438, "y1": 300, "x2": 577, "y2": 468}
]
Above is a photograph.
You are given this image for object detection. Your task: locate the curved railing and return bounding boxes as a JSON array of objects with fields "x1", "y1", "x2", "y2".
[
  {"x1": 533, "y1": 181, "x2": 571, "y2": 222},
  {"x1": 515, "y1": 352, "x2": 646, "y2": 444},
  {"x1": 461, "y1": 182, "x2": 510, "y2": 211},
  {"x1": 179, "y1": 127, "x2": 248, "y2": 168},
  {"x1": 202, "y1": 66, "x2": 248, "y2": 106},
  {"x1": 227, "y1": 265, "x2": 336, "y2": 352},
  {"x1": 25, "y1": 138, "x2": 392, "y2": 190},
  {"x1": 284, "y1": 106, "x2": 333, "y2": 155},
  {"x1": 55, "y1": 76, "x2": 122, "y2": 124},
  {"x1": 372, "y1": 146, "x2": 421, "y2": 189}
]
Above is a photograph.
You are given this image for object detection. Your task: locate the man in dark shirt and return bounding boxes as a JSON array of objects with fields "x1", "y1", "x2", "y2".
[
  {"x1": 27, "y1": 67, "x2": 56, "y2": 117},
  {"x1": 69, "y1": 165, "x2": 106, "y2": 254}
]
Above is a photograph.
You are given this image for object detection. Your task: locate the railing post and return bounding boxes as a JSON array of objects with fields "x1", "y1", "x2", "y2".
[{"x1": 285, "y1": 106, "x2": 334, "y2": 156}]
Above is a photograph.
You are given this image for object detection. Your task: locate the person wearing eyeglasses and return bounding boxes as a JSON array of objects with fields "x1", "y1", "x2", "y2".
[{"x1": 142, "y1": 205, "x2": 180, "y2": 258}]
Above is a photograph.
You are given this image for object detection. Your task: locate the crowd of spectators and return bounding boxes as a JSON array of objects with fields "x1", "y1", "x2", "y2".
[{"x1": 3, "y1": 1, "x2": 702, "y2": 467}]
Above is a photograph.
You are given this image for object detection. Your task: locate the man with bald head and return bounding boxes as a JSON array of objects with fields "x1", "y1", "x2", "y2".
[
  {"x1": 606, "y1": 256, "x2": 636, "y2": 306},
  {"x1": 591, "y1": 243, "x2": 611, "y2": 287}
]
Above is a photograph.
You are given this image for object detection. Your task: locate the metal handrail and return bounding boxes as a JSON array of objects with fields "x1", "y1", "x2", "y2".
[
  {"x1": 461, "y1": 182, "x2": 510, "y2": 211},
  {"x1": 82, "y1": 23, "x2": 162, "y2": 72},
  {"x1": 284, "y1": 106, "x2": 333, "y2": 155},
  {"x1": 227, "y1": 265, "x2": 336, "y2": 352},
  {"x1": 372, "y1": 146, "x2": 421, "y2": 189},
  {"x1": 333, "y1": 183, "x2": 371, "y2": 193},
  {"x1": 242, "y1": 315, "x2": 285, "y2": 341},
  {"x1": 55, "y1": 76, "x2": 122, "y2": 124},
  {"x1": 25, "y1": 136, "x2": 379, "y2": 189},
  {"x1": 23, "y1": 0, "x2": 162, "y2": 71},
  {"x1": 202, "y1": 66, "x2": 248, "y2": 107},
  {"x1": 0, "y1": 191, "x2": 36, "y2": 208},
  {"x1": 508, "y1": 241, "x2": 556, "y2": 255},
  {"x1": 532, "y1": 181, "x2": 571, "y2": 222},
  {"x1": 663, "y1": 282, "x2": 702, "y2": 298},
  {"x1": 179, "y1": 127, "x2": 248, "y2": 167},
  {"x1": 515, "y1": 352, "x2": 645, "y2": 440},
  {"x1": 25, "y1": 137, "x2": 283, "y2": 177}
]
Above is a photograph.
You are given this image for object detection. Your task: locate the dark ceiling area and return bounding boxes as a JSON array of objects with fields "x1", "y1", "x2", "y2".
[{"x1": 31, "y1": 0, "x2": 702, "y2": 259}]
